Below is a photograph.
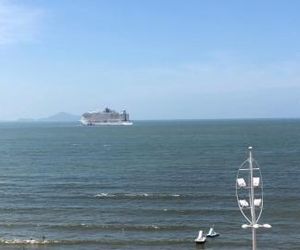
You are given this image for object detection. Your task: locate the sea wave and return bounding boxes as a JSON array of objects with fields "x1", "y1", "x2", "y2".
[
  {"x1": 0, "y1": 239, "x2": 57, "y2": 245},
  {"x1": 50, "y1": 223, "x2": 196, "y2": 231},
  {"x1": 94, "y1": 192, "x2": 182, "y2": 199},
  {"x1": 0, "y1": 238, "x2": 190, "y2": 246},
  {"x1": 0, "y1": 223, "x2": 199, "y2": 232},
  {"x1": 94, "y1": 193, "x2": 116, "y2": 198},
  {"x1": 93, "y1": 192, "x2": 233, "y2": 201}
]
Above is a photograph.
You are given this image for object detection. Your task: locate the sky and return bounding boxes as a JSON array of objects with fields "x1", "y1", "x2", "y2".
[{"x1": 0, "y1": 0, "x2": 300, "y2": 120}]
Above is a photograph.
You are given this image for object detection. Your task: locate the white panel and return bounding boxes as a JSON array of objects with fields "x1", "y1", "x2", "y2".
[
  {"x1": 254, "y1": 198, "x2": 262, "y2": 206},
  {"x1": 253, "y1": 177, "x2": 260, "y2": 187},
  {"x1": 237, "y1": 178, "x2": 246, "y2": 187},
  {"x1": 239, "y1": 199, "x2": 249, "y2": 207}
]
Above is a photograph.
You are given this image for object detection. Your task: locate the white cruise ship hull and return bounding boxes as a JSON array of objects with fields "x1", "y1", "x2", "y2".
[{"x1": 80, "y1": 118, "x2": 133, "y2": 126}]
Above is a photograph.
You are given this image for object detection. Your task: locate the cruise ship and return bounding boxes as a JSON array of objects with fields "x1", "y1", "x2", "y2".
[{"x1": 80, "y1": 108, "x2": 133, "y2": 126}]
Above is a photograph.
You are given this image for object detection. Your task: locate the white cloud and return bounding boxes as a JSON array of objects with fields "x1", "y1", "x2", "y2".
[{"x1": 0, "y1": 0, "x2": 42, "y2": 45}]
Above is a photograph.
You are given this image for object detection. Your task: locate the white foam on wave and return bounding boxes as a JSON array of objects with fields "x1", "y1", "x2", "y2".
[
  {"x1": 124, "y1": 193, "x2": 151, "y2": 197},
  {"x1": 1, "y1": 239, "x2": 53, "y2": 245},
  {"x1": 94, "y1": 193, "x2": 115, "y2": 198},
  {"x1": 94, "y1": 192, "x2": 182, "y2": 198}
]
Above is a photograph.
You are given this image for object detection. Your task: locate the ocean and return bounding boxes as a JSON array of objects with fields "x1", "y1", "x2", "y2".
[{"x1": 0, "y1": 120, "x2": 299, "y2": 250}]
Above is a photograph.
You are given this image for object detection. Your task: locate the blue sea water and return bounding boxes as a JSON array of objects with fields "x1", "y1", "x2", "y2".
[{"x1": 0, "y1": 120, "x2": 299, "y2": 250}]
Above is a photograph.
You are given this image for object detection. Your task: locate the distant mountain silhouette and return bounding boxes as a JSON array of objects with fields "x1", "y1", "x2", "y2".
[{"x1": 38, "y1": 112, "x2": 80, "y2": 122}]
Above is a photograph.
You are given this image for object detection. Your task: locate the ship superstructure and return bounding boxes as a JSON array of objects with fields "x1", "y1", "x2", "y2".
[{"x1": 80, "y1": 108, "x2": 132, "y2": 126}]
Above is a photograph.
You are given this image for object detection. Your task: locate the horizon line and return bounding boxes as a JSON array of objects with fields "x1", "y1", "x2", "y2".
[{"x1": 1, "y1": 117, "x2": 300, "y2": 123}]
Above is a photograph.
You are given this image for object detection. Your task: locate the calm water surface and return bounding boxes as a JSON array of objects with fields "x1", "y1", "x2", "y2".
[{"x1": 0, "y1": 120, "x2": 299, "y2": 250}]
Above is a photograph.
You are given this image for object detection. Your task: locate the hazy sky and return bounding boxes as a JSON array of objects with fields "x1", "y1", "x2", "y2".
[{"x1": 1, "y1": 0, "x2": 300, "y2": 120}]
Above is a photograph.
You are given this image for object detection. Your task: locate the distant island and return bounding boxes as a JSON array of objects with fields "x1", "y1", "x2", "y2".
[{"x1": 17, "y1": 112, "x2": 81, "y2": 122}]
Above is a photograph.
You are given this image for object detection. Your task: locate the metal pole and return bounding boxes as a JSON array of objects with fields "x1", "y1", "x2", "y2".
[{"x1": 249, "y1": 147, "x2": 256, "y2": 250}]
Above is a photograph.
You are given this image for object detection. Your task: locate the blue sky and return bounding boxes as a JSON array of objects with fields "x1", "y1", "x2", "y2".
[{"x1": 0, "y1": 0, "x2": 300, "y2": 120}]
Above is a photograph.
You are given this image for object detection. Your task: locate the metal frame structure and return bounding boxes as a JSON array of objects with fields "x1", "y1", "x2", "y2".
[{"x1": 236, "y1": 147, "x2": 271, "y2": 250}]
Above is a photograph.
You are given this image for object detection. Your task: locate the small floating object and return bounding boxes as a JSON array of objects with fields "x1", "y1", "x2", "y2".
[
  {"x1": 206, "y1": 226, "x2": 220, "y2": 237},
  {"x1": 194, "y1": 230, "x2": 206, "y2": 244}
]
